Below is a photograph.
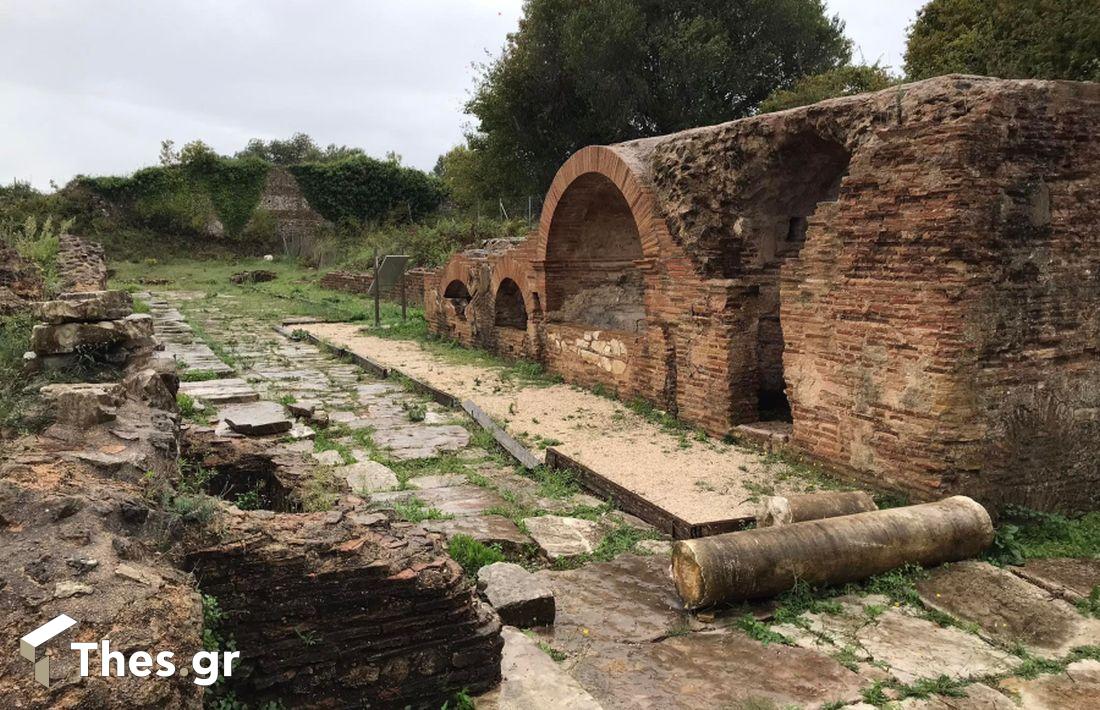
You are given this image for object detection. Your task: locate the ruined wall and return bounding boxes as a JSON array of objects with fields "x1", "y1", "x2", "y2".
[
  {"x1": 185, "y1": 513, "x2": 502, "y2": 708},
  {"x1": 57, "y1": 233, "x2": 109, "y2": 293},
  {"x1": 320, "y1": 267, "x2": 426, "y2": 305},
  {"x1": 0, "y1": 241, "x2": 44, "y2": 314},
  {"x1": 426, "y1": 76, "x2": 1100, "y2": 512},
  {"x1": 250, "y1": 166, "x2": 329, "y2": 246}
]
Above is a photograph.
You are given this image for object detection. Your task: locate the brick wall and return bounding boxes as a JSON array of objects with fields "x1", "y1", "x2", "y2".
[
  {"x1": 424, "y1": 76, "x2": 1100, "y2": 512},
  {"x1": 320, "y1": 268, "x2": 426, "y2": 305}
]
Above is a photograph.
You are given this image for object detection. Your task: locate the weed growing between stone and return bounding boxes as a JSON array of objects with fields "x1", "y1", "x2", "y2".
[
  {"x1": 176, "y1": 392, "x2": 207, "y2": 424},
  {"x1": 312, "y1": 427, "x2": 355, "y2": 465},
  {"x1": 0, "y1": 313, "x2": 45, "y2": 433},
  {"x1": 448, "y1": 534, "x2": 506, "y2": 575},
  {"x1": 735, "y1": 615, "x2": 792, "y2": 645},
  {"x1": 180, "y1": 369, "x2": 222, "y2": 382},
  {"x1": 441, "y1": 688, "x2": 475, "y2": 710},
  {"x1": 392, "y1": 495, "x2": 452, "y2": 523}
]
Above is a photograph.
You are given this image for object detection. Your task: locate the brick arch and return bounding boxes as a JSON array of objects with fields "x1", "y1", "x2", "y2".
[
  {"x1": 489, "y1": 259, "x2": 530, "y2": 298},
  {"x1": 534, "y1": 146, "x2": 668, "y2": 264},
  {"x1": 438, "y1": 259, "x2": 476, "y2": 299}
]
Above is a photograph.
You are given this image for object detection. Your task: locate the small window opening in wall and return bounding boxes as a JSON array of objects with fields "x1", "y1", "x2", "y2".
[{"x1": 787, "y1": 216, "x2": 808, "y2": 243}]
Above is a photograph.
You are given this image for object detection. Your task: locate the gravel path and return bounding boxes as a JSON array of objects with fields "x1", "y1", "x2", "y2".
[{"x1": 300, "y1": 323, "x2": 818, "y2": 526}]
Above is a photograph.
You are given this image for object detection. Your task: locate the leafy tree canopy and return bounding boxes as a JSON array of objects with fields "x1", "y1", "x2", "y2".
[
  {"x1": 464, "y1": 0, "x2": 852, "y2": 199},
  {"x1": 757, "y1": 64, "x2": 898, "y2": 114},
  {"x1": 234, "y1": 132, "x2": 367, "y2": 165},
  {"x1": 904, "y1": 0, "x2": 1100, "y2": 82}
]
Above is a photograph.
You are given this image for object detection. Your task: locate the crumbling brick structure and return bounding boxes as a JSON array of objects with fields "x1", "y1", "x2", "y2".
[{"x1": 424, "y1": 76, "x2": 1100, "y2": 512}]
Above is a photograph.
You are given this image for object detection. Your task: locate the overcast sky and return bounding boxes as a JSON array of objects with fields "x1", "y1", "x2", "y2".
[{"x1": 1, "y1": 0, "x2": 926, "y2": 191}]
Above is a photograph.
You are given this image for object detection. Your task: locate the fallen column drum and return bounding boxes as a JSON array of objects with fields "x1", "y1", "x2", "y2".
[{"x1": 673, "y1": 496, "x2": 993, "y2": 609}]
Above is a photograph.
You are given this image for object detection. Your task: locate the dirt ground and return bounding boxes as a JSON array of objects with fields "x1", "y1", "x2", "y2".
[{"x1": 301, "y1": 323, "x2": 821, "y2": 526}]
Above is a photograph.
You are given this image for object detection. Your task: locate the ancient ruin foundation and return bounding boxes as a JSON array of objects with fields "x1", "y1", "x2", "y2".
[{"x1": 423, "y1": 76, "x2": 1100, "y2": 513}]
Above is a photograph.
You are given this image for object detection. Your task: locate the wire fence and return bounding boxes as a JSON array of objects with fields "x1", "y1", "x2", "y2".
[{"x1": 447, "y1": 195, "x2": 546, "y2": 227}]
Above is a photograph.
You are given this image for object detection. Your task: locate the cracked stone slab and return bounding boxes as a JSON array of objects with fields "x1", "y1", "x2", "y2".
[
  {"x1": 220, "y1": 401, "x2": 293, "y2": 436},
  {"x1": 1013, "y1": 558, "x2": 1100, "y2": 604},
  {"x1": 916, "y1": 561, "x2": 1100, "y2": 658},
  {"x1": 523, "y1": 515, "x2": 603, "y2": 560},
  {"x1": 340, "y1": 460, "x2": 401, "y2": 494},
  {"x1": 356, "y1": 382, "x2": 405, "y2": 401},
  {"x1": 372, "y1": 424, "x2": 470, "y2": 460},
  {"x1": 480, "y1": 627, "x2": 602, "y2": 710},
  {"x1": 1000, "y1": 659, "x2": 1100, "y2": 709},
  {"x1": 371, "y1": 485, "x2": 508, "y2": 517},
  {"x1": 421, "y1": 515, "x2": 531, "y2": 555},
  {"x1": 532, "y1": 554, "x2": 687, "y2": 651},
  {"x1": 406, "y1": 474, "x2": 467, "y2": 490},
  {"x1": 180, "y1": 378, "x2": 259, "y2": 405},
  {"x1": 854, "y1": 608, "x2": 1016, "y2": 684},
  {"x1": 569, "y1": 631, "x2": 864, "y2": 710}
]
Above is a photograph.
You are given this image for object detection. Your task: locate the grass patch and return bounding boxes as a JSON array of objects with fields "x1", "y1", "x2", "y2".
[
  {"x1": 179, "y1": 369, "x2": 222, "y2": 382},
  {"x1": 1077, "y1": 587, "x2": 1100, "y2": 619},
  {"x1": 773, "y1": 580, "x2": 843, "y2": 626},
  {"x1": 552, "y1": 521, "x2": 661, "y2": 569},
  {"x1": 448, "y1": 534, "x2": 505, "y2": 575},
  {"x1": 313, "y1": 427, "x2": 355, "y2": 465},
  {"x1": 392, "y1": 496, "x2": 452, "y2": 523},
  {"x1": 990, "y1": 506, "x2": 1100, "y2": 562},
  {"x1": 736, "y1": 615, "x2": 792, "y2": 645}
]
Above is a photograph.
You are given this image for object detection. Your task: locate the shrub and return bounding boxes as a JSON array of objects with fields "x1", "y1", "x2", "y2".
[{"x1": 290, "y1": 155, "x2": 447, "y2": 225}]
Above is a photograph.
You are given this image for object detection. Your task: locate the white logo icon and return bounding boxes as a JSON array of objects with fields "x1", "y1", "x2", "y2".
[{"x1": 20, "y1": 614, "x2": 78, "y2": 687}]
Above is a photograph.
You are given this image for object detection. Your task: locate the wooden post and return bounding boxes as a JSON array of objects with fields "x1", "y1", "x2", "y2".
[
  {"x1": 373, "y1": 251, "x2": 381, "y2": 328},
  {"x1": 672, "y1": 496, "x2": 994, "y2": 609}
]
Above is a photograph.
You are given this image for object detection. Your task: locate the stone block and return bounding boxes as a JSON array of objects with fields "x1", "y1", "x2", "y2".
[
  {"x1": 34, "y1": 290, "x2": 133, "y2": 324},
  {"x1": 31, "y1": 314, "x2": 155, "y2": 355},
  {"x1": 478, "y1": 562, "x2": 555, "y2": 628},
  {"x1": 220, "y1": 401, "x2": 293, "y2": 436},
  {"x1": 39, "y1": 382, "x2": 125, "y2": 427}
]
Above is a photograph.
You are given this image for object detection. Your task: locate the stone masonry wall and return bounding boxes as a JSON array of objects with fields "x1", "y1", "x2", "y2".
[{"x1": 425, "y1": 76, "x2": 1100, "y2": 512}]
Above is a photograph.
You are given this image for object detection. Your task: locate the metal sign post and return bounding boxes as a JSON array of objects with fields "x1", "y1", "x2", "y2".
[
  {"x1": 368, "y1": 254, "x2": 411, "y2": 326},
  {"x1": 373, "y1": 251, "x2": 380, "y2": 327}
]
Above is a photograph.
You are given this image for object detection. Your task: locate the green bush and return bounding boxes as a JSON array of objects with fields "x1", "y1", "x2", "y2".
[
  {"x1": 339, "y1": 216, "x2": 528, "y2": 269},
  {"x1": 75, "y1": 156, "x2": 270, "y2": 239},
  {"x1": 290, "y1": 155, "x2": 446, "y2": 225}
]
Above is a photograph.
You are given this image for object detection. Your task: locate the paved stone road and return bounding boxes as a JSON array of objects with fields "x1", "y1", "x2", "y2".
[{"x1": 147, "y1": 291, "x2": 1100, "y2": 710}]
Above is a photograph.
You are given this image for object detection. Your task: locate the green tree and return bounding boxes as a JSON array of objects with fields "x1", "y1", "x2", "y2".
[
  {"x1": 235, "y1": 133, "x2": 366, "y2": 165},
  {"x1": 434, "y1": 144, "x2": 497, "y2": 210},
  {"x1": 465, "y1": 0, "x2": 852, "y2": 200},
  {"x1": 904, "y1": 0, "x2": 1100, "y2": 81},
  {"x1": 757, "y1": 64, "x2": 898, "y2": 114}
]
